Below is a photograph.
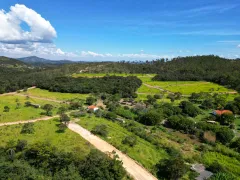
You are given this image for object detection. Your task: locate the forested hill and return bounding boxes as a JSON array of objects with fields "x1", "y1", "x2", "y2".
[
  {"x1": 0, "y1": 56, "x2": 29, "y2": 68},
  {"x1": 152, "y1": 56, "x2": 240, "y2": 91},
  {"x1": 18, "y1": 56, "x2": 80, "y2": 66}
]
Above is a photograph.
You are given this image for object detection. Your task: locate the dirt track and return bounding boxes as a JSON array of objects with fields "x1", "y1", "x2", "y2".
[
  {"x1": 0, "y1": 115, "x2": 59, "y2": 127},
  {"x1": 68, "y1": 122, "x2": 157, "y2": 180}
]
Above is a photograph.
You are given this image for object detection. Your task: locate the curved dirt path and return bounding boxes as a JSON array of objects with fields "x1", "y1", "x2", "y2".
[
  {"x1": 0, "y1": 115, "x2": 59, "y2": 127},
  {"x1": 15, "y1": 94, "x2": 67, "y2": 104},
  {"x1": 0, "y1": 87, "x2": 36, "y2": 97},
  {"x1": 143, "y1": 83, "x2": 173, "y2": 93},
  {"x1": 68, "y1": 122, "x2": 157, "y2": 180}
]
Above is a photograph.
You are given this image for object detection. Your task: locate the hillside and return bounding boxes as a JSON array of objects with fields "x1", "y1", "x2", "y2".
[
  {"x1": 0, "y1": 56, "x2": 29, "y2": 68},
  {"x1": 18, "y1": 56, "x2": 78, "y2": 66}
]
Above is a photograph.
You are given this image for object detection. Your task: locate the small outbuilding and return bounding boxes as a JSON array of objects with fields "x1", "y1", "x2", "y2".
[{"x1": 87, "y1": 105, "x2": 99, "y2": 112}]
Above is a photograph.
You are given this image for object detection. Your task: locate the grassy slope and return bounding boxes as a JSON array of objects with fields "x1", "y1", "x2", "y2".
[
  {"x1": 22, "y1": 88, "x2": 89, "y2": 101},
  {"x1": 0, "y1": 95, "x2": 60, "y2": 123},
  {"x1": 77, "y1": 116, "x2": 167, "y2": 173},
  {"x1": 203, "y1": 152, "x2": 240, "y2": 177},
  {"x1": 145, "y1": 81, "x2": 235, "y2": 95},
  {"x1": 0, "y1": 119, "x2": 92, "y2": 159}
]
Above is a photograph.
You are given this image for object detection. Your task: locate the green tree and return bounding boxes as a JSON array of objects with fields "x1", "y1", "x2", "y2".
[
  {"x1": 91, "y1": 124, "x2": 108, "y2": 137},
  {"x1": 156, "y1": 156, "x2": 188, "y2": 180},
  {"x1": 230, "y1": 137, "x2": 240, "y2": 153},
  {"x1": 216, "y1": 127, "x2": 234, "y2": 145},
  {"x1": 42, "y1": 104, "x2": 53, "y2": 116},
  {"x1": 3, "y1": 106, "x2": 10, "y2": 112},
  {"x1": 105, "y1": 112, "x2": 117, "y2": 121},
  {"x1": 21, "y1": 123, "x2": 35, "y2": 134},
  {"x1": 122, "y1": 135, "x2": 137, "y2": 147},
  {"x1": 60, "y1": 114, "x2": 70, "y2": 125},
  {"x1": 86, "y1": 97, "x2": 97, "y2": 105},
  {"x1": 139, "y1": 110, "x2": 162, "y2": 125}
]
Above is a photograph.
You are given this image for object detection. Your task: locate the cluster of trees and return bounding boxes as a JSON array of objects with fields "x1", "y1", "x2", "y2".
[
  {"x1": 152, "y1": 55, "x2": 240, "y2": 92},
  {"x1": 0, "y1": 141, "x2": 127, "y2": 179},
  {"x1": 36, "y1": 76, "x2": 141, "y2": 98}
]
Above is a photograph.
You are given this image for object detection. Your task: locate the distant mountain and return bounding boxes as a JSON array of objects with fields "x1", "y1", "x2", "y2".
[
  {"x1": 18, "y1": 56, "x2": 78, "y2": 66},
  {"x1": 0, "y1": 56, "x2": 29, "y2": 68}
]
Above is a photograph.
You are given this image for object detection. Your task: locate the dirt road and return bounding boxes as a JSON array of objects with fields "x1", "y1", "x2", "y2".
[
  {"x1": 15, "y1": 94, "x2": 66, "y2": 104},
  {"x1": 68, "y1": 122, "x2": 157, "y2": 180},
  {"x1": 0, "y1": 115, "x2": 59, "y2": 127},
  {"x1": 0, "y1": 87, "x2": 36, "y2": 97}
]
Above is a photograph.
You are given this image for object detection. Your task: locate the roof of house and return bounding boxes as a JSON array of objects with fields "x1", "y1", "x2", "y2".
[
  {"x1": 88, "y1": 105, "x2": 98, "y2": 109},
  {"x1": 214, "y1": 110, "x2": 233, "y2": 115}
]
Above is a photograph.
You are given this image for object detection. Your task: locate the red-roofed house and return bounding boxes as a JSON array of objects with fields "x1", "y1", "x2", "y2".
[
  {"x1": 87, "y1": 105, "x2": 99, "y2": 112},
  {"x1": 212, "y1": 110, "x2": 233, "y2": 116}
]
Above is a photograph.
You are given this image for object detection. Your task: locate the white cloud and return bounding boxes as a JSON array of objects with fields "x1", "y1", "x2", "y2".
[
  {"x1": 80, "y1": 51, "x2": 113, "y2": 58},
  {"x1": 0, "y1": 4, "x2": 56, "y2": 44}
]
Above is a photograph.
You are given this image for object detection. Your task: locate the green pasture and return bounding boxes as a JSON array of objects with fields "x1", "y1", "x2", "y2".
[
  {"x1": 77, "y1": 116, "x2": 167, "y2": 173},
  {"x1": 0, "y1": 119, "x2": 91, "y2": 159},
  {"x1": 0, "y1": 95, "x2": 60, "y2": 123},
  {"x1": 203, "y1": 151, "x2": 240, "y2": 177},
  {"x1": 144, "y1": 81, "x2": 235, "y2": 95},
  {"x1": 72, "y1": 73, "x2": 154, "y2": 82},
  {"x1": 22, "y1": 88, "x2": 89, "y2": 101}
]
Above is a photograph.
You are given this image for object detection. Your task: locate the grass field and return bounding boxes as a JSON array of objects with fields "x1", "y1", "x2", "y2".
[
  {"x1": 145, "y1": 81, "x2": 235, "y2": 95},
  {"x1": 77, "y1": 116, "x2": 167, "y2": 173},
  {"x1": 203, "y1": 152, "x2": 240, "y2": 177},
  {"x1": 22, "y1": 88, "x2": 89, "y2": 101},
  {"x1": 0, "y1": 95, "x2": 61, "y2": 123},
  {"x1": 73, "y1": 73, "x2": 237, "y2": 97},
  {"x1": 0, "y1": 119, "x2": 92, "y2": 159}
]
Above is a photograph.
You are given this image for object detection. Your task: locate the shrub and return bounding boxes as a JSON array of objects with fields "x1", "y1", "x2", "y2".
[
  {"x1": 179, "y1": 101, "x2": 201, "y2": 117},
  {"x1": 139, "y1": 110, "x2": 162, "y2": 125},
  {"x1": 122, "y1": 135, "x2": 137, "y2": 147},
  {"x1": 156, "y1": 156, "x2": 188, "y2": 180},
  {"x1": 91, "y1": 124, "x2": 108, "y2": 137},
  {"x1": 3, "y1": 106, "x2": 10, "y2": 112},
  {"x1": 21, "y1": 123, "x2": 35, "y2": 134},
  {"x1": 216, "y1": 127, "x2": 234, "y2": 145},
  {"x1": 86, "y1": 97, "x2": 97, "y2": 105},
  {"x1": 16, "y1": 140, "x2": 28, "y2": 152},
  {"x1": 105, "y1": 112, "x2": 117, "y2": 121}
]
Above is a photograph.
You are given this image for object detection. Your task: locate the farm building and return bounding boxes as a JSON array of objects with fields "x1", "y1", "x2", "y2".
[
  {"x1": 212, "y1": 110, "x2": 233, "y2": 116},
  {"x1": 87, "y1": 105, "x2": 99, "y2": 112}
]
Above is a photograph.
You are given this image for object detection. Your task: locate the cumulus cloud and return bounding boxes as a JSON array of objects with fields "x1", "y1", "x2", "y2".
[
  {"x1": 80, "y1": 51, "x2": 113, "y2": 57},
  {"x1": 0, "y1": 4, "x2": 56, "y2": 44}
]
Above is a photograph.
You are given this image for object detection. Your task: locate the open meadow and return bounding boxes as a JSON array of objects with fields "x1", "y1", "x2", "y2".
[
  {"x1": 22, "y1": 88, "x2": 89, "y2": 101},
  {"x1": 0, "y1": 119, "x2": 92, "y2": 159},
  {"x1": 145, "y1": 81, "x2": 236, "y2": 95},
  {"x1": 0, "y1": 95, "x2": 61, "y2": 123}
]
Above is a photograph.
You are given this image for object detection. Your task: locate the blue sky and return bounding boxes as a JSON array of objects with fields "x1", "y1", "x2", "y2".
[{"x1": 0, "y1": 0, "x2": 239, "y2": 60}]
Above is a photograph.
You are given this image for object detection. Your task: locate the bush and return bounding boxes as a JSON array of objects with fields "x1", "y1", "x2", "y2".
[
  {"x1": 216, "y1": 127, "x2": 234, "y2": 145},
  {"x1": 91, "y1": 124, "x2": 108, "y2": 137},
  {"x1": 156, "y1": 156, "x2": 188, "y2": 180},
  {"x1": 230, "y1": 138, "x2": 240, "y2": 153},
  {"x1": 3, "y1": 106, "x2": 10, "y2": 112},
  {"x1": 105, "y1": 112, "x2": 117, "y2": 121},
  {"x1": 86, "y1": 97, "x2": 97, "y2": 105},
  {"x1": 139, "y1": 110, "x2": 162, "y2": 125},
  {"x1": 122, "y1": 135, "x2": 137, "y2": 147},
  {"x1": 179, "y1": 101, "x2": 201, "y2": 117},
  {"x1": 21, "y1": 123, "x2": 35, "y2": 134},
  {"x1": 70, "y1": 111, "x2": 86, "y2": 118},
  {"x1": 16, "y1": 140, "x2": 28, "y2": 152}
]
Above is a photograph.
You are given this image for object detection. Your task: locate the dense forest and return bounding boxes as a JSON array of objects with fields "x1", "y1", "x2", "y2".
[
  {"x1": 1, "y1": 55, "x2": 240, "y2": 94},
  {"x1": 0, "y1": 141, "x2": 127, "y2": 180}
]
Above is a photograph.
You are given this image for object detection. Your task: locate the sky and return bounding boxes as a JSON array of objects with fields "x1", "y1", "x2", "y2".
[{"x1": 0, "y1": 0, "x2": 239, "y2": 61}]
